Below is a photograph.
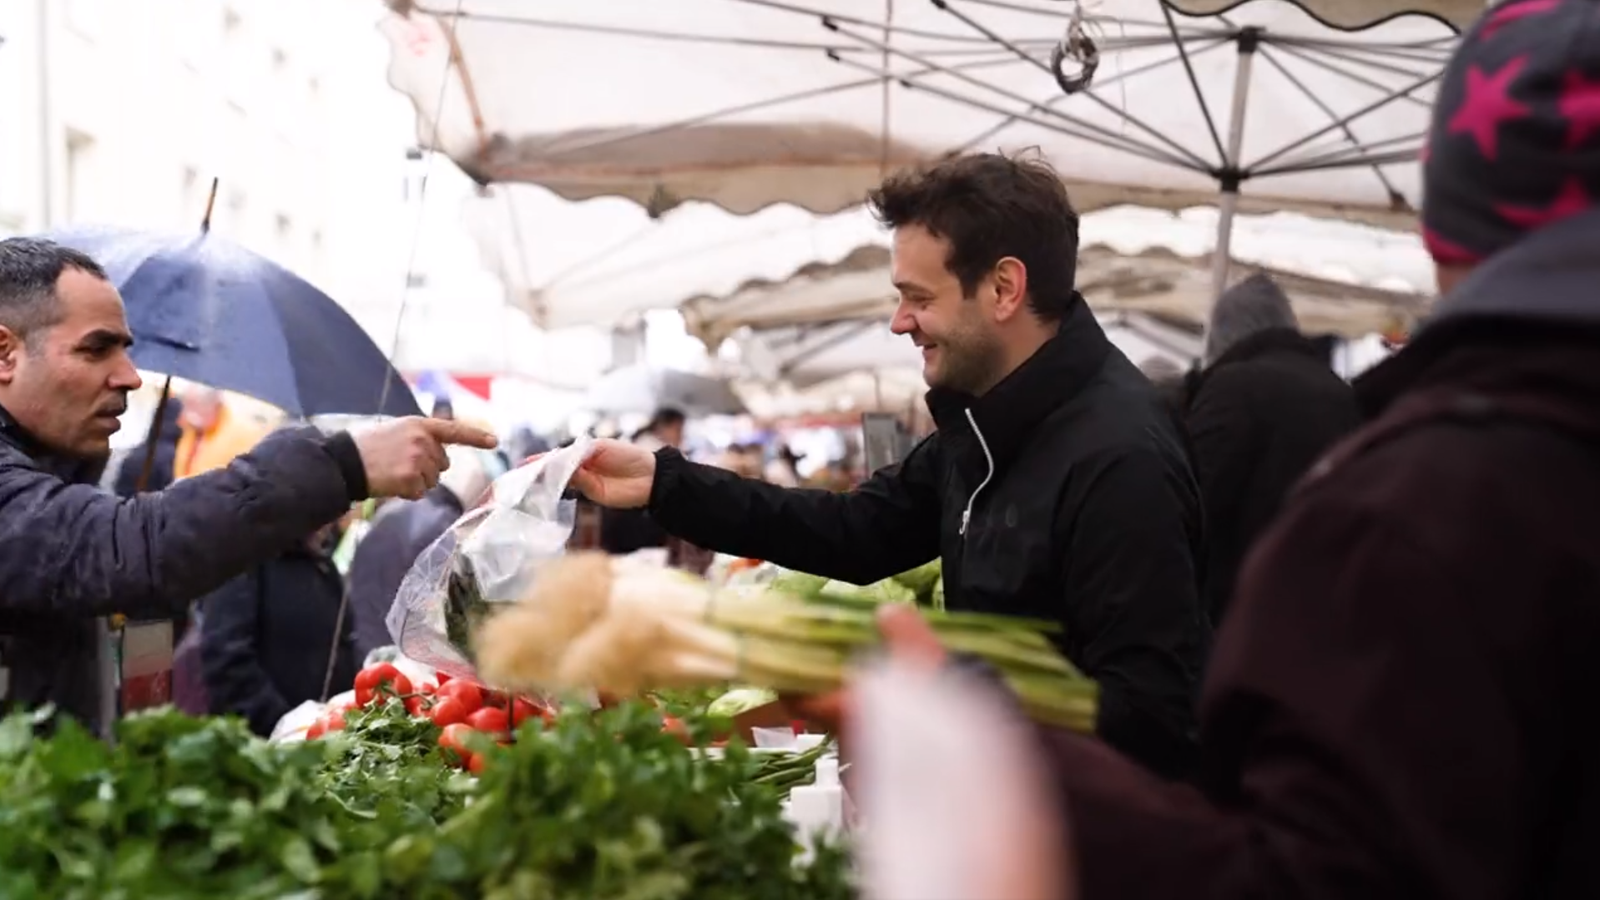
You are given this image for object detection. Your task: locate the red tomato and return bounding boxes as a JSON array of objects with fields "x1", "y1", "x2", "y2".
[
  {"x1": 306, "y1": 719, "x2": 326, "y2": 740},
  {"x1": 315, "y1": 709, "x2": 347, "y2": 735},
  {"x1": 661, "y1": 715, "x2": 691, "y2": 745},
  {"x1": 466, "y1": 752, "x2": 487, "y2": 775},
  {"x1": 436, "y1": 671, "x2": 452, "y2": 685},
  {"x1": 435, "y1": 680, "x2": 484, "y2": 714},
  {"x1": 429, "y1": 698, "x2": 469, "y2": 728},
  {"x1": 353, "y1": 663, "x2": 413, "y2": 707},
  {"x1": 509, "y1": 697, "x2": 546, "y2": 729},
  {"x1": 405, "y1": 683, "x2": 438, "y2": 717},
  {"x1": 438, "y1": 723, "x2": 478, "y2": 765},
  {"x1": 465, "y1": 707, "x2": 510, "y2": 737}
]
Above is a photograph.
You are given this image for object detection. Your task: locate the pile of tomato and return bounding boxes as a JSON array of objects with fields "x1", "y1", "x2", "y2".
[{"x1": 305, "y1": 662, "x2": 556, "y2": 773}]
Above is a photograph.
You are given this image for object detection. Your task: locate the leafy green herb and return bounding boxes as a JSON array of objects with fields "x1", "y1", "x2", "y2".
[{"x1": 0, "y1": 703, "x2": 855, "y2": 899}]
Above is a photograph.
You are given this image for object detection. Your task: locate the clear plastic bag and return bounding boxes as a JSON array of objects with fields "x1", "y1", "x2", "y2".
[{"x1": 385, "y1": 439, "x2": 593, "y2": 678}]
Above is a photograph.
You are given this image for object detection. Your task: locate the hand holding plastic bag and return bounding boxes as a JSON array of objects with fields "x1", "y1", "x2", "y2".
[{"x1": 385, "y1": 439, "x2": 593, "y2": 678}]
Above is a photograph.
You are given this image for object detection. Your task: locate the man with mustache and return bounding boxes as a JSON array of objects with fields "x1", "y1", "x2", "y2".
[
  {"x1": 570, "y1": 153, "x2": 1209, "y2": 779},
  {"x1": 0, "y1": 237, "x2": 498, "y2": 733}
]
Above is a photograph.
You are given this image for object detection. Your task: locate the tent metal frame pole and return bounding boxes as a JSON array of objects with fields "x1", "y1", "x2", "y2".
[{"x1": 1210, "y1": 27, "x2": 1262, "y2": 305}]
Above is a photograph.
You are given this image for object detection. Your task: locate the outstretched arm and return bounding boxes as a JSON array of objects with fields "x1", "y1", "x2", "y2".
[{"x1": 646, "y1": 438, "x2": 945, "y2": 584}]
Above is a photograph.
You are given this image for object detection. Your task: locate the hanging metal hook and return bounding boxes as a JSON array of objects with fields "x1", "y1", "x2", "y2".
[{"x1": 1049, "y1": 3, "x2": 1100, "y2": 95}]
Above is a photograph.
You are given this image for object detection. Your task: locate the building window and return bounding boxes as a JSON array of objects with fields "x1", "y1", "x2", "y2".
[
  {"x1": 225, "y1": 190, "x2": 246, "y2": 233},
  {"x1": 64, "y1": 131, "x2": 96, "y2": 222}
]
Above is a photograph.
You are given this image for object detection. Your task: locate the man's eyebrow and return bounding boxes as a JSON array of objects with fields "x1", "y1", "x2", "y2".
[
  {"x1": 894, "y1": 280, "x2": 931, "y2": 295},
  {"x1": 76, "y1": 329, "x2": 135, "y2": 349}
]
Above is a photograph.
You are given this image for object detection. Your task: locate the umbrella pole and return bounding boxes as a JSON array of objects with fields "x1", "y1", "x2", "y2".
[
  {"x1": 133, "y1": 375, "x2": 174, "y2": 493},
  {"x1": 1207, "y1": 29, "x2": 1262, "y2": 308}
]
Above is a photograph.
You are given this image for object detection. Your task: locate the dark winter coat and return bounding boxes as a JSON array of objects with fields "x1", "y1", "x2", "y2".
[
  {"x1": 1039, "y1": 209, "x2": 1600, "y2": 900},
  {"x1": 0, "y1": 409, "x2": 366, "y2": 734},
  {"x1": 1183, "y1": 327, "x2": 1363, "y2": 624},
  {"x1": 201, "y1": 541, "x2": 357, "y2": 737},
  {"x1": 647, "y1": 300, "x2": 1210, "y2": 779}
]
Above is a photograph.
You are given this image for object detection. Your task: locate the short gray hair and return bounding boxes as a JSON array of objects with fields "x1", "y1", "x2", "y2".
[{"x1": 0, "y1": 238, "x2": 109, "y2": 345}]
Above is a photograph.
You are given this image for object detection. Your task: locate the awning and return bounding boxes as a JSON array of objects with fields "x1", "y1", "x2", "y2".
[
  {"x1": 689, "y1": 239, "x2": 1430, "y2": 356},
  {"x1": 380, "y1": 0, "x2": 1466, "y2": 227}
]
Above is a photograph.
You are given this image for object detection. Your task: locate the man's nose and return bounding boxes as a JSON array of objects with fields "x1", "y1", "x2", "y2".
[
  {"x1": 109, "y1": 355, "x2": 143, "y2": 391},
  {"x1": 889, "y1": 299, "x2": 915, "y2": 335}
]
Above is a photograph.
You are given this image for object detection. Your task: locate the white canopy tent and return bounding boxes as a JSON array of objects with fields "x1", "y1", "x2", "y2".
[
  {"x1": 453, "y1": 181, "x2": 1432, "y2": 332},
  {"x1": 380, "y1": 0, "x2": 1474, "y2": 300},
  {"x1": 693, "y1": 241, "x2": 1428, "y2": 362}
]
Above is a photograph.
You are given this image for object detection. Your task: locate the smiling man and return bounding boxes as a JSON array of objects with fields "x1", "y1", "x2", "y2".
[
  {"x1": 567, "y1": 154, "x2": 1210, "y2": 778},
  {"x1": 0, "y1": 238, "x2": 498, "y2": 732}
]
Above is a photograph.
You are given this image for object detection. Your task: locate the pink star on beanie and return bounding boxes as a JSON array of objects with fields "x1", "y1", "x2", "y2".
[{"x1": 1422, "y1": 0, "x2": 1600, "y2": 263}]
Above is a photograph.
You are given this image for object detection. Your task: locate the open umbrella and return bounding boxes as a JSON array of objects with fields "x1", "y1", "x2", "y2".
[{"x1": 45, "y1": 225, "x2": 420, "y2": 419}]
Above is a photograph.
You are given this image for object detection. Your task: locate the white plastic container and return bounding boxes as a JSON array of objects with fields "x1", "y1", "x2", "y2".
[{"x1": 784, "y1": 754, "x2": 846, "y2": 862}]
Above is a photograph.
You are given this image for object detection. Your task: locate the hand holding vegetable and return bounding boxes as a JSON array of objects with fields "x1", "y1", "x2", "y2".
[{"x1": 567, "y1": 438, "x2": 657, "y2": 508}]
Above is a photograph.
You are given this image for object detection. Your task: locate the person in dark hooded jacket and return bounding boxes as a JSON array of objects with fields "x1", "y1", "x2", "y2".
[
  {"x1": 952, "y1": 6, "x2": 1600, "y2": 896},
  {"x1": 200, "y1": 524, "x2": 358, "y2": 736},
  {"x1": 1182, "y1": 273, "x2": 1362, "y2": 625},
  {"x1": 566, "y1": 153, "x2": 1209, "y2": 780}
]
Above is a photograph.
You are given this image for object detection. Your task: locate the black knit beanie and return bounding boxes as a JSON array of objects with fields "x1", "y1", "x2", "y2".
[{"x1": 1422, "y1": 0, "x2": 1600, "y2": 264}]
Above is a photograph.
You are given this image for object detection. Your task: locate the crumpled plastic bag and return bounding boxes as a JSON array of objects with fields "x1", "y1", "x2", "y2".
[{"x1": 385, "y1": 439, "x2": 593, "y2": 679}]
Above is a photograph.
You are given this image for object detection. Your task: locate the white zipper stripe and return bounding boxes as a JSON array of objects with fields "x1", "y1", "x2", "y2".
[{"x1": 959, "y1": 408, "x2": 996, "y2": 536}]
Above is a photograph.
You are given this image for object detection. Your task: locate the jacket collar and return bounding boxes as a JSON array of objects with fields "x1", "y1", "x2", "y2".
[
  {"x1": 1181, "y1": 327, "x2": 1331, "y2": 408},
  {"x1": 926, "y1": 299, "x2": 1112, "y2": 472},
  {"x1": 1425, "y1": 209, "x2": 1600, "y2": 330},
  {"x1": 0, "y1": 401, "x2": 46, "y2": 460},
  {"x1": 1207, "y1": 327, "x2": 1330, "y2": 371},
  {"x1": 1359, "y1": 210, "x2": 1600, "y2": 413},
  {"x1": 0, "y1": 402, "x2": 115, "y2": 485}
]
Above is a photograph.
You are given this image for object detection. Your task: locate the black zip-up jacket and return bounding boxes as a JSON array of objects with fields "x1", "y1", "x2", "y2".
[{"x1": 647, "y1": 301, "x2": 1211, "y2": 778}]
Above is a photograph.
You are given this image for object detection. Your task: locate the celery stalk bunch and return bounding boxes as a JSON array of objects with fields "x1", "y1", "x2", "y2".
[{"x1": 475, "y1": 553, "x2": 1096, "y2": 732}]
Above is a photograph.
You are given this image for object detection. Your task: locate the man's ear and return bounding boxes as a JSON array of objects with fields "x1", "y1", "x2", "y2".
[
  {"x1": 990, "y1": 257, "x2": 1029, "y2": 323},
  {"x1": 0, "y1": 327, "x2": 21, "y2": 385}
]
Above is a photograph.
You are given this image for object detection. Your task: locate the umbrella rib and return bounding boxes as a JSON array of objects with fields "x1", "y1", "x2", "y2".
[
  {"x1": 1253, "y1": 45, "x2": 1404, "y2": 201},
  {"x1": 521, "y1": 52, "x2": 1029, "y2": 160},
  {"x1": 1266, "y1": 41, "x2": 1435, "y2": 110},
  {"x1": 952, "y1": 37, "x2": 1232, "y2": 153},
  {"x1": 410, "y1": 8, "x2": 860, "y2": 50},
  {"x1": 828, "y1": 51, "x2": 1201, "y2": 169},
  {"x1": 1252, "y1": 132, "x2": 1426, "y2": 177},
  {"x1": 1158, "y1": 2, "x2": 1228, "y2": 165},
  {"x1": 724, "y1": 0, "x2": 1034, "y2": 44},
  {"x1": 1242, "y1": 67, "x2": 1441, "y2": 172},
  {"x1": 1252, "y1": 145, "x2": 1421, "y2": 178},
  {"x1": 1270, "y1": 36, "x2": 1450, "y2": 75},
  {"x1": 414, "y1": 5, "x2": 1050, "y2": 55},
  {"x1": 871, "y1": 8, "x2": 1214, "y2": 169}
]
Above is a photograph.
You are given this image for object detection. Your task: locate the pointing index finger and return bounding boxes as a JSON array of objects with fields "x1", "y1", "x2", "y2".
[{"x1": 420, "y1": 418, "x2": 499, "y2": 450}]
